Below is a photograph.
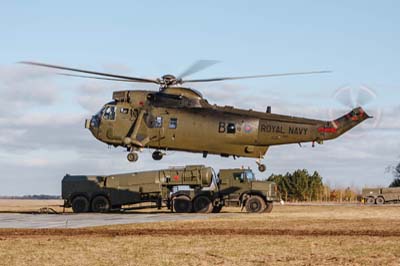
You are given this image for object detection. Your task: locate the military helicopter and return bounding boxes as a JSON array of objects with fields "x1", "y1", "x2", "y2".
[{"x1": 21, "y1": 61, "x2": 371, "y2": 172}]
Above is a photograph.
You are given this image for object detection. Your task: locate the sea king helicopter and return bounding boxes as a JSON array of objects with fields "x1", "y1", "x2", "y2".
[{"x1": 21, "y1": 61, "x2": 371, "y2": 172}]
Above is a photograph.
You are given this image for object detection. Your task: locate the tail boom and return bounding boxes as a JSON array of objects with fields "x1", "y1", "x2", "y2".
[{"x1": 319, "y1": 107, "x2": 371, "y2": 141}]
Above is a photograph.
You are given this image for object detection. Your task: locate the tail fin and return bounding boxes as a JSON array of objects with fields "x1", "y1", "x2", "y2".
[{"x1": 319, "y1": 107, "x2": 371, "y2": 139}]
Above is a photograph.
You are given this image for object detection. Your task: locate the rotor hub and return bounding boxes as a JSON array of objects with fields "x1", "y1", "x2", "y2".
[{"x1": 161, "y1": 74, "x2": 180, "y2": 86}]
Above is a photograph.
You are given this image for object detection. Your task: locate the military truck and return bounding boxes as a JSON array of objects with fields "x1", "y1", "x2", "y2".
[
  {"x1": 362, "y1": 187, "x2": 400, "y2": 205},
  {"x1": 62, "y1": 165, "x2": 279, "y2": 214}
]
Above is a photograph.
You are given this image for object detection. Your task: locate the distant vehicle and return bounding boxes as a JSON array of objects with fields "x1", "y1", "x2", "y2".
[
  {"x1": 62, "y1": 165, "x2": 279, "y2": 213},
  {"x1": 362, "y1": 187, "x2": 400, "y2": 205}
]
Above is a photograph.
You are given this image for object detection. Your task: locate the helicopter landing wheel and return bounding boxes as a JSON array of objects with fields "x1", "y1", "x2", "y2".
[
  {"x1": 152, "y1": 151, "x2": 163, "y2": 161},
  {"x1": 258, "y1": 164, "x2": 266, "y2": 172},
  {"x1": 127, "y1": 152, "x2": 139, "y2": 162}
]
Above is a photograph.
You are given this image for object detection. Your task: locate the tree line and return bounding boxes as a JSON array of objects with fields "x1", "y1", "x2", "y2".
[
  {"x1": 268, "y1": 161, "x2": 400, "y2": 202},
  {"x1": 267, "y1": 169, "x2": 325, "y2": 202},
  {"x1": 267, "y1": 169, "x2": 359, "y2": 202}
]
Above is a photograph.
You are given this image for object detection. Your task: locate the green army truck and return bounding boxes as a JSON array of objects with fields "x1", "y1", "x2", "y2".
[
  {"x1": 215, "y1": 169, "x2": 277, "y2": 213},
  {"x1": 62, "y1": 165, "x2": 279, "y2": 214},
  {"x1": 362, "y1": 187, "x2": 400, "y2": 205}
]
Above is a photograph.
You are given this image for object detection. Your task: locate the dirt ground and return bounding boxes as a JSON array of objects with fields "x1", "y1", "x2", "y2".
[{"x1": 0, "y1": 201, "x2": 400, "y2": 265}]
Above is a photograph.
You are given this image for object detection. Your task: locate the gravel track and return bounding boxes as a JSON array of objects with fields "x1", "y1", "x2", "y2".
[{"x1": 1, "y1": 228, "x2": 399, "y2": 238}]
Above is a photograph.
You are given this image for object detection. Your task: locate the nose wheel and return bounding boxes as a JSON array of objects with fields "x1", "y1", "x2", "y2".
[
  {"x1": 152, "y1": 150, "x2": 164, "y2": 161},
  {"x1": 127, "y1": 152, "x2": 139, "y2": 162},
  {"x1": 258, "y1": 164, "x2": 266, "y2": 172}
]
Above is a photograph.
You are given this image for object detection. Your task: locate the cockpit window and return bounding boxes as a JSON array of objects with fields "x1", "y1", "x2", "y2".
[
  {"x1": 95, "y1": 107, "x2": 105, "y2": 117},
  {"x1": 103, "y1": 106, "x2": 116, "y2": 120}
]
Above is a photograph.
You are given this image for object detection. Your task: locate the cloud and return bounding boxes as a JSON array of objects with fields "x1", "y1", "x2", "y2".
[
  {"x1": 376, "y1": 107, "x2": 400, "y2": 130},
  {"x1": 0, "y1": 113, "x2": 94, "y2": 154},
  {"x1": 0, "y1": 64, "x2": 60, "y2": 119},
  {"x1": 76, "y1": 80, "x2": 119, "y2": 112}
]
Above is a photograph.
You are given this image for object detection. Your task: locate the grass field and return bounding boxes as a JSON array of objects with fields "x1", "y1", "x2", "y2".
[
  {"x1": 0, "y1": 200, "x2": 400, "y2": 265},
  {"x1": 0, "y1": 199, "x2": 64, "y2": 213}
]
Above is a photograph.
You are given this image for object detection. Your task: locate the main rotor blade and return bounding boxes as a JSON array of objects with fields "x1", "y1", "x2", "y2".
[
  {"x1": 182, "y1": 70, "x2": 332, "y2": 83},
  {"x1": 20, "y1": 61, "x2": 160, "y2": 84},
  {"x1": 177, "y1": 60, "x2": 220, "y2": 79},
  {"x1": 59, "y1": 73, "x2": 141, "y2": 82}
]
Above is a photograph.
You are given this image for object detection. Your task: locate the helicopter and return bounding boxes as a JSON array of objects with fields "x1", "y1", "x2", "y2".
[{"x1": 21, "y1": 61, "x2": 371, "y2": 172}]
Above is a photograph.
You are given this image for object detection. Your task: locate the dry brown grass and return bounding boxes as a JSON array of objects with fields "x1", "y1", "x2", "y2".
[
  {"x1": 1, "y1": 202, "x2": 400, "y2": 265},
  {"x1": 0, "y1": 199, "x2": 64, "y2": 213}
]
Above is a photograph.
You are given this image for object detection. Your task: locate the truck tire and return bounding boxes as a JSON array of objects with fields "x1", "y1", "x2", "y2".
[
  {"x1": 72, "y1": 196, "x2": 90, "y2": 213},
  {"x1": 245, "y1": 195, "x2": 266, "y2": 213},
  {"x1": 375, "y1": 196, "x2": 385, "y2": 205},
  {"x1": 173, "y1": 195, "x2": 192, "y2": 213},
  {"x1": 91, "y1": 195, "x2": 111, "y2": 212},
  {"x1": 366, "y1": 197, "x2": 375, "y2": 205},
  {"x1": 193, "y1": 196, "x2": 213, "y2": 213},
  {"x1": 264, "y1": 202, "x2": 273, "y2": 213}
]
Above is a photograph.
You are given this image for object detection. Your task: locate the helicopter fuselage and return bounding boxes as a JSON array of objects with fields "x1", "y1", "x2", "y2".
[
  {"x1": 86, "y1": 87, "x2": 370, "y2": 161},
  {"x1": 20, "y1": 61, "x2": 368, "y2": 171}
]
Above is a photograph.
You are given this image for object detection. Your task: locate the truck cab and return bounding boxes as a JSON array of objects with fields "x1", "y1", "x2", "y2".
[{"x1": 217, "y1": 168, "x2": 278, "y2": 212}]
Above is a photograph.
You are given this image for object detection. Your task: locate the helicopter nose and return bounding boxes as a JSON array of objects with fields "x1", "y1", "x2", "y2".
[{"x1": 85, "y1": 118, "x2": 91, "y2": 129}]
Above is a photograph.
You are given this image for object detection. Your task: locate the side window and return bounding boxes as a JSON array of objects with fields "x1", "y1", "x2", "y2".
[
  {"x1": 154, "y1": 116, "x2": 163, "y2": 128},
  {"x1": 120, "y1": 108, "x2": 129, "y2": 114},
  {"x1": 227, "y1": 123, "x2": 236, "y2": 134},
  {"x1": 218, "y1": 122, "x2": 225, "y2": 133},
  {"x1": 233, "y1": 172, "x2": 244, "y2": 183},
  {"x1": 169, "y1": 118, "x2": 178, "y2": 129},
  {"x1": 103, "y1": 106, "x2": 116, "y2": 120}
]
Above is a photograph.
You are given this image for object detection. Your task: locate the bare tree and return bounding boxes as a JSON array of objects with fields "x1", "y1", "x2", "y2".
[{"x1": 389, "y1": 163, "x2": 400, "y2": 187}]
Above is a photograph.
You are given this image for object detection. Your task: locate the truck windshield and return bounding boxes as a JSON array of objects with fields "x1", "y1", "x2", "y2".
[
  {"x1": 212, "y1": 169, "x2": 219, "y2": 185},
  {"x1": 246, "y1": 171, "x2": 255, "y2": 181}
]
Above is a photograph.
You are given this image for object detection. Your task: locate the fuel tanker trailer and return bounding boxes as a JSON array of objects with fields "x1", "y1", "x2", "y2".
[{"x1": 62, "y1": 165, "x2": 279, "y2": 213}]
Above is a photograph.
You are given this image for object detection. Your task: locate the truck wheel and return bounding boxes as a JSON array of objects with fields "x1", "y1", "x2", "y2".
[
  {"x1": 91, "y1": 195, "x2": 110, "y2": 212},
  {"x1": 264, "y1": 202, "x2": 273, "y2": 213},
  {"x1": 245, "y1": 195, "x2": 266, "y2": 213},
  {"x1": 366, "y1": 197, "x2": 375, "y2": 205},
  {"x1": 193, "y1": 196, "x2": 213, "y2": 213},
  {"x1": 375, "y1": 196, "x2": 385, "y2": 205},
  {"x1": 71, "y1": 196, "x2": 90, "y2": 213},
  {"x1": 173, "y1": 195, "x2": 192, "y2": 213}
]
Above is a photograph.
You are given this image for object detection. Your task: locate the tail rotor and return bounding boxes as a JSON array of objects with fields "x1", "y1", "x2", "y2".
[{"x1": 330, "y1": 85, "x2": 381, "y2": 136}]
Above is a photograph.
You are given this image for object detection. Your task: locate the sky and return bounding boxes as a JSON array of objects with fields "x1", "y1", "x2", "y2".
[{"x1": 0, "y1": 1, "x2": 399, "y2": 195}]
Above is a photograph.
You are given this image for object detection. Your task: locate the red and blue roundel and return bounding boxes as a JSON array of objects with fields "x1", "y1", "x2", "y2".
[{"x1": 244, "y1": 124, "x2": 252, "y2": 133}]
